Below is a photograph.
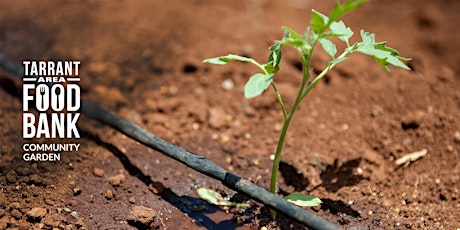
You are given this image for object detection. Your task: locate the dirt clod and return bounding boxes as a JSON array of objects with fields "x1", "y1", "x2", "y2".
[
  {"x1": 105, "y1": 190, "x2": 113, "y2": 200},
  {"x1": 454, "y1": 131, "x2": 460, "y2": 143},
  {"x1": 401, "y1": 111, "x2": 426, "y2": 130},
  {"x1": 148, "y1": 182, "x2": 165, "y2": 195},
  {"x1": 129, "y1": 197, "x2": 136, "y2": 204},
  {"x1": 73, "y1": 187, "x2": 82, "y2": 196},
  {"x1": 11, "y1": 209, "x2": 22, "y2": 219},
  {"x1": 29, "y1": 174, "x2": 42, "y2": 185},
  {"x1": 127, "y1": 206, "x2": 157, "y2": 228},
  {"x1": 208, "y1": 107, "x2": 227, "y2": 129},
  {"x1": 41, "y1": 213, "x2": 62, "y2": 229},
  {"x1": 26, "y1": 207, "x2": 47, "y2": 221},
  {"x1": 5, "y1": 170, "x2": 17, "y2": 183},
  {"x1": 108, "y1": 174, "x2": 125, "y2": 186},
  {"x1": 93, "y1": 168, "x2": 105, "y2": 177}
]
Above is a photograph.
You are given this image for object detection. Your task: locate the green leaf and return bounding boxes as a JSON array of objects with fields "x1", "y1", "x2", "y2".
[
  {"x1": 268, "y1": 42, "x2": 283, "y2": 67},
  {"x1": 374, "y1": 43, "x2": 400, "y2": 56},
  {"x1": 356, "y1": 30, "x2": 411, "y2": 71},
  {"x1": 329, "y1": 56, "x2": 347, "y2": 65},
  {"x1": 263, "y1": 61, "x2": 280, "y2": 74},
  {"x1": 279, "y1": 27, "x2": 312, "y2": 51},
  {"x1": 284, "y1": 193, "x2": 322, "y2": 207},
  {"x1": 330, "y1": 20, "x2": 353, "y2": 44},
  {"x1": 282, "y1": 26, "x2": 302, "y2": 40},
  {"x1": 244, "y1": 73, "x2": 274, "y2": 98},
  {"x1": 321, "y1": 32, "x2": 343, "y2": 38},
  {"x1": 319, "y1": 38, "x2": 337, "y2": 58},
  {"x1": 197, "y1": 188, "x2": 250, "y2": 207},
  {"x1": 282, "y1": 38, "x2": 309, "y2": 48},
  {"x1": 329, "y1": 0, "x2": 367, "y2": 22},
  {"x1": 303, "y1": 26, "x2": 311, "y2": 40},
  {"x1": 360, "y1": 30, "x2": 375, "y2": 44},
  {"x1": 203, "y1": 54, "x2": 256, "y2": 65},
  {"x1": 311, "y1": 10, "x2": 329, "y2": 35}
]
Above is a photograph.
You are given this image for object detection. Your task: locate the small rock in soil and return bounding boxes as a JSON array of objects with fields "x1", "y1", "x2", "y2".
[
  {"x1": 370, "y1": 108, "x2": 380, "y2": 117},
  {"x1": 70, "y1": 211, "x2": 78, "y2": 219},
  {"x1": 221, "y1": 78, "x2": 234, "y2": 90},
  {"x1": 105, "y1": 190, "x2": 114, "y2": 200},
  {"x1": 26, "y1": 207, "x2": 47, "y2": 222},
  {"x1": 401, "y1": 111, "x2": 426, "y2": 130},
  {"x1": 127, "y1": 206, "x2": 157, "y2": 228},
  {"x1": 208, "y1": 107, "x2": 226, "y2": 129},
  {"x1": 220, "y1": 133, "x2": 231, "y2": 143},
  {"x1": 109, "y1": 174, "x2": 125, "y2": 186},
  {"x1": 148, "y1": 182, "x2": 165, "y2": 195},
  {"x1": 75, "y1": 217, "x2": 87, "y2": 229},
  {"x1": 29, "y1": 174, "x2": 42, "y2": 185},
  {"x1": 93, "y1": 168, "x2": 105, "y2": 177},
  {"x1": 129, "y1": 197, "x2": 136, "y2": 204},
  {"x1": 5, "y1": 170, "x2": 17, "y2": 183},
  {"x1": 11, "y1": 209, "x2": 22, "y2": 219},
  {"x1": 273, "y1": 123, "x2": 282, "y2": 132},
  {"x1": 242, "y1": 104, "x2": 255, "y2": 117},
  {"x1": 73, "y1": 187, "x2": 82, "y2": 196},
  {"x1": 8, "y1": 202, "x2": 21, "y2": 210},
  {"x1": 41, "y1": 213, "x2": 61, "y2": 229},
  {"x1": 454, "y1": 131, "x2": 460, "y2": 143},
  {"x1": 339, "y1": 214, "x2": 351, "y2": 224}
]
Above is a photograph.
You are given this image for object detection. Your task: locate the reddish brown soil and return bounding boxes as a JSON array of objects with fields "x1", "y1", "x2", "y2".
[{"x1": 1, "y1": 0, "x2": 459, "y2": 229}]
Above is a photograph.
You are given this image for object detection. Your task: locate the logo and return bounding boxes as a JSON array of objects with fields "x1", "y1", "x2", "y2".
[{"x1": 22, "y1": 61, "x2": 81, "y2": 161}]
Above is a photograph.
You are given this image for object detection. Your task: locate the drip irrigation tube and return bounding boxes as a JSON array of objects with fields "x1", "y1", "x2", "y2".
[{"x1": 0, "y1": 57, "x2": 339, "y2": 230}]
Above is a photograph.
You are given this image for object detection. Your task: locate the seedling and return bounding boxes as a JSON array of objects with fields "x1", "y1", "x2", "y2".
[
  {"x1": 197, "y1": 188, "x2": 250, "y2": 207},
  {"x1": 203, "y1": 0, "x2": 410, "y2": 218}
]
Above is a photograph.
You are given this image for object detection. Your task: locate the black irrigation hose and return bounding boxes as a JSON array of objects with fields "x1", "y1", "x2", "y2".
[{"x1": 0, "y1": 57, "x2": 339, "y2": 230}]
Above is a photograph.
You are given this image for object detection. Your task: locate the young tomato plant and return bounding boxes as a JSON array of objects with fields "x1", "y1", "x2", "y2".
[{"x1": 203, "y1": 0, "x2": 410, "y2": 217}]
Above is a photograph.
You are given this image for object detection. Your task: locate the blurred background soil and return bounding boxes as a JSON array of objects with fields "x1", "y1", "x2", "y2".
[{"x1": 0, "y1": 0, "x2": 459, "y2": 229}]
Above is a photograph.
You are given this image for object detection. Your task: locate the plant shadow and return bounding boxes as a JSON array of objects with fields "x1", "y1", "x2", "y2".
[
  {"x1": 320, "y1": 198, "x2": 360, "y2": 217},
  {"x1": 80, "y1": 128, "x2": 248, "y2": 230},
  {"x1": 320, "y1": 158, "x2": 367, "y2": 193},
  {"x1": 279, "y1": 161, "x2": 310, "y2": 192}
]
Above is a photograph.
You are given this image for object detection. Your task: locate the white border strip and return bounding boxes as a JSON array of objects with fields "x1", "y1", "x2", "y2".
[
  {"x1": 67, "y1": 78, "x2": 80, "y2": 82},
  {"x1": 23, "y1": 78, "x2": 37, "y2": 81}
]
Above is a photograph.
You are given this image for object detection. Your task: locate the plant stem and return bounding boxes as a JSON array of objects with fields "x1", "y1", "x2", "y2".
[
  {"x1": 269, "y1": 58, "x2": 312, "y2": 218},
  {"x1": 269, "y1": 38, "x2": 343, "y2": 219},
  {"x1": 271, "y1": 82, "x2": 287, "y2": 120},
  {"x1": 269, "y1": 112, "x2": 292, "y2": 219},
  {"x1": 300, "y1": 51, "x2": 348, "y2": 100},
  {"x1": 269, "y1": 114, "x2": 292, "y2": 195}
]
